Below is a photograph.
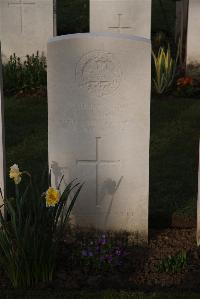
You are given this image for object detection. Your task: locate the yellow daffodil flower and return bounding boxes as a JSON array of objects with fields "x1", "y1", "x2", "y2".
[
  {"x1": 45, "y1": 187, "x2": 60, "y2": 207},
  {"x1": 9, "y1": 164, "x2": 22, "y2": 185}
]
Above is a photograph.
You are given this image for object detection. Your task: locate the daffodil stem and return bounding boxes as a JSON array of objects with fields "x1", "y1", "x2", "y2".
[{"x1": 15, "y1": 184, "x2": 19, "y2": 200}]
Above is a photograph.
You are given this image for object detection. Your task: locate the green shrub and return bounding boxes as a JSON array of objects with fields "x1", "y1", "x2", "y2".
[
  {"x1": 0, "y1": 164, "x2": 82, "y2": 288},
  {"x1": 156, "y1": 251, "x2": 187, "y2": 274},
  {"x1": 152, "y1": 45, "x2": 179, "y2": 94},
  {"x1": 3, "y1": 52, "x2": 47, "y2": 95}
]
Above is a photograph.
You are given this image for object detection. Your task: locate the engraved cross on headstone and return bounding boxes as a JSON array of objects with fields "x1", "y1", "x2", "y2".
[
  {"x1": 77, "y1": 137, "x2": 120, "y2": 207},
  {"x1": 8, "y1": 0, "x2": 35, "y2": 33},
  {"x1": 108, "y1": 13, "x2": 132, "y2": 33}
]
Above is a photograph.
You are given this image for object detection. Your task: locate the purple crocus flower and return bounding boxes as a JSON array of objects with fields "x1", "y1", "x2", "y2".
[
  {"x1": 96, "y1": 245, "x2": 100, "y2": 252},
  {"x1": 98, "y1": 234, "x2": 107, "y2": 245},
  {"x1": 104, "y1": 254, "x2": 113, "y2": 263},
  {"x1": 115, "y1": 248, "x2": 122, "y2": 256},
  {"x1": 88, "y1": 251, "x2": 93, "y2": 257},
  {"x1": 107, "y1": 254, "x2": 113, "y2": 263},
  {"x1": 82, "y1": 250, "x2": 88, "y2": 257}
]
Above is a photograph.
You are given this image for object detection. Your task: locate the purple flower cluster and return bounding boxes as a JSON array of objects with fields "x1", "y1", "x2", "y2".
[
  {"x1": 98, "y1": 234, "x2": 106, "y2": 246},
  {"x1": 79, "y1": 234, "x2": 126, "y2": 273},
  {"x1": 81, "y1": 249, "x2": 93, "y2": 257}
]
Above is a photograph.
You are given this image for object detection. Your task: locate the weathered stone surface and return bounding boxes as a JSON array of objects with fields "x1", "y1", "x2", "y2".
[
  {"x1": 90, "y1": 0, "x2": 151, "y2": 39},
  {"x1": 48, "y1": 33, "x2": 151, "y2": 243},
  {"x1": 187, "y1": 0, "x2": 200, "y2": 74},
  {"x1": 0, "y1": 43, "x2": 6, "y2": 206},
  {"x1": 0, "y1": 0, "x2": 54, "y2": 60}
]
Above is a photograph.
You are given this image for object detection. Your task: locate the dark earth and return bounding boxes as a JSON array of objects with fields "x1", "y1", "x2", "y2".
[
  {"x1": 57, "y1": 227, "x2": 200, "y2": 292},
  {"x1": 1, "y1": 223, "x2": 200, "y2": 292}
]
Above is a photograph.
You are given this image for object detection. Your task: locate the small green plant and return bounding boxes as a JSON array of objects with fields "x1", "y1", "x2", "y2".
[
  {"x1": 3, "y1": 52, "x2": 47, "y2": 95},
  {"x1": 152, "y1": 45, "x2": 179, "y2": 94},
  {"x1": 157, "y1": 251, "x2": 187, "y2": 274},
  {"x1": 0, "y1": 164, "x2": 82, "y2": 288}
]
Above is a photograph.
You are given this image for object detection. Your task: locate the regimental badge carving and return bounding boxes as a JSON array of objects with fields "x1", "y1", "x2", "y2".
[{"x1": 75, "y1": 50, "x2": 122, "y2": 97}]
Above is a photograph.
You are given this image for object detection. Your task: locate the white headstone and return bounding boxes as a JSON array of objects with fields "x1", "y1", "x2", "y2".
[
  {"x1": 90, "y1": 0, "x2": 151, "y2": 39},
  {"x1": 187, "y1": 0, "x2": 200, "y2": 73},
  {"x1": 48, "y1": 33, "x2": 151, "y2": 244},
  {"x1": 0, "y1": 0, "x2": 54, "y2": 60},
  {"x1": 0, "y1": 43, "x2": 6, "y2": 205}
]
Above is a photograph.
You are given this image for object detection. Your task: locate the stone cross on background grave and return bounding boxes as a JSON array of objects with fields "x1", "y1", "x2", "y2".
[
  {"x1": 8, "y1": 0, "x2": 35, "y2": 33},
  {"x1": 48, "y1": 33, "x2": 151, "y2": 244},
  {"x1": 108, "y1": 13, "x2": 133, "y2": 33},
  {"x1": 90, "y1": 0, "x2": 151, "y2": 39},
  {"x1": 0, "y1": 0, "x2": 54, "y2": 60},
  {"x1": 76, "y1": 137, "x2": 120, "y2": 207}
]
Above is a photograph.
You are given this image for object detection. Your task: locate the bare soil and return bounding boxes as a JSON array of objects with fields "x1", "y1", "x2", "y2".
[
  {"x1": 1, "y1": 229, "x2": 200, "y2": 291},
  {"x1": 53, "y1": 228, "x2": 200, "y2": 291}
]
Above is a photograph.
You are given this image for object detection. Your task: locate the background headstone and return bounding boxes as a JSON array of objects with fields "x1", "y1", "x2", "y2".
[
  {"x1": 187, "y1": 0, "x2": 200, "y2": 74},
  {"x1": 90, "y1": 0, "x2": 151, "y2": 39},
  {"x1": 0, "y1": 43, "x2": 6, "y2": 206},
  {"x1": 48, "y1": 33, "x2": 151, "y2": 243},
  {"x1": 0, "y1": 0, "x2": 54, "y2": 60}
]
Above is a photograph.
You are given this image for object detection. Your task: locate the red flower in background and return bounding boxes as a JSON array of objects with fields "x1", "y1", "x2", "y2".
[{"x1": 177, "y1": 77, "x2": 193, "y2": 87}]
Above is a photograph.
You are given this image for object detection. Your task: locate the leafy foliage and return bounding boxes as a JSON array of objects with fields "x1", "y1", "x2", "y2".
[
  {"x1": 3, "y1": 52, "x2": 47, "y2": 95},
  {"x1": 152, "y1": 45, "x2": 179, "y2": 94},
  {"x1": 0, "y1": 171, "x2": 82, "y2": 288}
]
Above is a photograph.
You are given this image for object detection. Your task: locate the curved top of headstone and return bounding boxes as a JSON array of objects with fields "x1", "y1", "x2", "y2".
[{"x1": 48, "y1": 32, "x2": 151, "y2": 45}]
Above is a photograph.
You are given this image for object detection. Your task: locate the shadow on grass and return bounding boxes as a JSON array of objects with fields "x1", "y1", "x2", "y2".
[
  {"x1": 4, "y1": 96, "x2": 48, "y2": 197},
  {"x1": 150, "y1": 97, "x2": 200, "y2": 225},
  {"x1": 4, "y1": 95, "x2": 200, "y2": 226}
]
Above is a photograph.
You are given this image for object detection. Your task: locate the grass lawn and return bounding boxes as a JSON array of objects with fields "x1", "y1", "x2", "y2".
[
  {"x1": 150, "y1": 96, "x2": 200, "y2": 220},
  {"x1": 5, "y1": 96, "x2": 48, "y2": 197},
  {"x1": 151, "y1": 0, "x2": 176, "y2": 35},
  {"x1": 4, "y1": 95, "x2": 200, "y2": 221}
]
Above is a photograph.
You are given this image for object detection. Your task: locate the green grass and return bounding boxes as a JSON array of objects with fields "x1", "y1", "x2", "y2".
[
  {"x1": 57, "y1": 0, "x2": 89, "y2": 35},
  {"x1": 5, "y1": 96, "x2": 48, "y2": 197},
  {"x1": 4, "y1": 95, "x2": 200, "y2": 221},
  {"x1": 2, "y1": 95, "x2": 200, "y2": 295},
  {"x1": 150, "y1": 97, "x2": 200, "y2": 219},
  {"x1": 1, "y1": 291, "x2": 200, "y2": 299},
  {"x1": 152, "y1": 0, "x2": 176, "y2": 35}
]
